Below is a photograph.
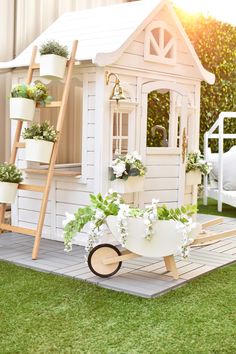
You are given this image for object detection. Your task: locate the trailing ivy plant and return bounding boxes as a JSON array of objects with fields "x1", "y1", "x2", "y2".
[
  {"x1": 186, "y1": 152, "x2": 212, "y2": 175},
  {"x1": 0, "y1": 163, "x2": 23, "y2": 184},
  {"x1": 22, "y1": 121, "x2": 58, "y2": 142},
  {"x1": 39, "y1": 40, "x2": 69, "y2": 58},
  {"x1": 63, "y1": 191, "x2": 197, "y2": 260}
]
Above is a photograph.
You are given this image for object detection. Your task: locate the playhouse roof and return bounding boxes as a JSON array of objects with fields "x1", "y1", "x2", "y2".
[{"x1": 0, "y1": 0, "x2": 215, "y2": 84}]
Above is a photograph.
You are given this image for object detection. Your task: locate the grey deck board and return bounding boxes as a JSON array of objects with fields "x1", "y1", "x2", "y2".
[{"x1": 0, "y1": 213, "x2": 235, "y2": 298}]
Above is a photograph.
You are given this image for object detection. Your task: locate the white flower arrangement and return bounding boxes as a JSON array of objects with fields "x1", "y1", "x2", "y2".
[
  {"x1": 186, "y1": 151, "x2": 212, "y2": 175},
  {"x1": 63, "y1": 192, "x2": 197, "y2": 260},
  {"x1": 110, "y1": 151, "x2": 147, "y2": 181}
]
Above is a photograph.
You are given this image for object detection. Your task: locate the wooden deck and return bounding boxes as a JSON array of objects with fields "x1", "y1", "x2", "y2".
[{"x1": 0, "y1": 214, "x2": 235, "y2": 298}]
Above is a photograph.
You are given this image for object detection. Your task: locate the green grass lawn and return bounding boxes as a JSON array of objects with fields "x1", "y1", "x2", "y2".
[
  {"x1": 198, "y1": 197, "x2": 236, "y2": 218},
  {"x1": 0, "y1": 261, "x2": 235, "y2": 354}
]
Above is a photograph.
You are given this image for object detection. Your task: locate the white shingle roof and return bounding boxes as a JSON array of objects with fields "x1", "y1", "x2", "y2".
[
  {"x1": 0, "y1": 0, "x2": 159, "y2": 68},
  {"x1": 0, "y1": 0, "x2": 215, "y2": 84}
]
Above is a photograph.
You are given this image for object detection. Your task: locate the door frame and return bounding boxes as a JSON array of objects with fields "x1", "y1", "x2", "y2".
[{"x1": 140, "y1": 80, "x2": 188, "y2": 206}]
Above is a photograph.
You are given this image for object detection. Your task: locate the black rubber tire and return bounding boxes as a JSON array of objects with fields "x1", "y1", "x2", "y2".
[{"x1": 87, "y1": 243, "x2": 122, "y2": 278}]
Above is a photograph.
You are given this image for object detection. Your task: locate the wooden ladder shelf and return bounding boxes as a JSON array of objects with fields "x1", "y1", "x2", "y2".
[{"x1": 0, "y1": 40, "x2": 78, "y2": 259}]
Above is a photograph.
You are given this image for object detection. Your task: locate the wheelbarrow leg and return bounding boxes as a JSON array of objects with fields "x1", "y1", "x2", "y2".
[{"x1": 164, "y1": 255, "x2": 179, "y2": 280}]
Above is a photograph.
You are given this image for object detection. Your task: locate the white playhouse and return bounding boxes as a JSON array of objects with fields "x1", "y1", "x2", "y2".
[{"x1": 0, "y1": 0, "x2": 215, "y2": 245}]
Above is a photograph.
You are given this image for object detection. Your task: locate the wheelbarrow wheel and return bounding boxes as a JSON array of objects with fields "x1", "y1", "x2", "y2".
[{"x1": 88, "y1": 243, "x2": 122, "y2": 278}]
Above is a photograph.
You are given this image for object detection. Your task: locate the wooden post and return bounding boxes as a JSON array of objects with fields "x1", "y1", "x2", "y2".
[{"x1": 164, "y1": 255, "x2": 179, "y2": 279}]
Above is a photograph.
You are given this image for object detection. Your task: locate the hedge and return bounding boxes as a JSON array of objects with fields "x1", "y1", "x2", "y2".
[{"x1": 147, "y1": 9, "x2": 236, "y2": 152}]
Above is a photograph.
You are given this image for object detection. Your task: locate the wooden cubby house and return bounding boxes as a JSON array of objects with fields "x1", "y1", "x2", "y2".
[{"x1": 0, "y1": 0, "x2": 215, "y2": 246}]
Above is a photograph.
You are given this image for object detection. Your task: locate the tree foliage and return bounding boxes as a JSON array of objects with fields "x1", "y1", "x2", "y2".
[{"x1": 147, "y1": 9, "x2": 236, "y2": 152}]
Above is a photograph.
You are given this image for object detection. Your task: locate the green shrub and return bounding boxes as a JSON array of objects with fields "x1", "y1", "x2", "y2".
[
  {"x1": 39, "y1": 40, "x2": 69, "y2": 58},
  {"x1": 11, "y1": 81, "x2": 52, "y2": 106},
  {"x1": 0, "y1": 163, "x2": 23, "y2": 183},
  {"x1": 22, "y1": 121, "x2": 58, "y2": 142}
]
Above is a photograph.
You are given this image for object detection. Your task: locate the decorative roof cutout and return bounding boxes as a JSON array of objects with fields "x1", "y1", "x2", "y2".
[{"x1": 144, "y1": 20, "x2": 176, "y2": 65}]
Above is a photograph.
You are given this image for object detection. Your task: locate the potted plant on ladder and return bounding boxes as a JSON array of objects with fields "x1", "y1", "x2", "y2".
[
  {"x1": 22, "y1": 121, "x2": 59, "y2": 164},
  {"x1": 10, "y1": 81, "x2": 52, "y2": 121},
  {"x1": 186, "y1": 151, "x2": 212, "y2": 186},
  {"x1": 39, "y1": 40, "x2": 69, "y2": 79},
  {"x1": 109, "y1": 151, "x2": 147, "y2": 193},
  {"x1": 0, "y1": 163, "x2": 23, "y2": 203}
]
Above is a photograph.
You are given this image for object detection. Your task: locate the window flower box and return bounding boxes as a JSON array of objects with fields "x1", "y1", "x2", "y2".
[
  {"x1": 186, "y1": 170, "x2": 202, "y2": 186},
  {"x1": 110, "y1": 176, "x2": 144, "y2": 194}
]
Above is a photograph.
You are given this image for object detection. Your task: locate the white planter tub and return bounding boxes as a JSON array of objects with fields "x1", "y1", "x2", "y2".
[
  {"x1": 40, "y1": 54, "x2": 67, "y2": 79},
  {"x1": 25, "y1": 139, "x2": 54, "y2": 163},
  {"x1": 10, "y1": 98, "x2": 36, "y2": 122},
  {"x1": 110, "y1": 176, "x2": 144, "y2": 194},
  {"x1": 186, "y1": 171, "x2": 202, "y2": 186},
  {"x1": 107, "y1": 216, "x2": 184, "y2": 258},
  {"x1": 0, "y1": 182, "x2": 18, "y2": 204}
]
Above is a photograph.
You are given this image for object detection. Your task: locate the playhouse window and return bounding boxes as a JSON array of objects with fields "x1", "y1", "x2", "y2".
[
  {"x1": 144, "y1": 21, "x2": 176, "y2": 65},
  {"x1": 39, "y1": 77, "x2": 83, "y2": 167},
  {"x1": 112, "y1": 112, "x2": 129, "y2": 157},
  {"x1": 147, "y1": 91, "x2": 171, "y2": 147}
]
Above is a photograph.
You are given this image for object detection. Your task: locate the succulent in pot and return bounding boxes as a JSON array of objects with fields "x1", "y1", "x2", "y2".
[
  {"x1": 39, "y1": 40, "x2": 69, "y2": 79},
  {"x1": 10, "y1": 81, "x2": 52, "y2": 121},
  {"x1": 22, "y1": 121, "x2": 59, "y2": 164},
  {"x1": 0, "y1": 163, "x2": 23, "y2": 204}
]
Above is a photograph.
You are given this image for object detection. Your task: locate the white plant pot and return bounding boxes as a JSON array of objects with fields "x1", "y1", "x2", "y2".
[
  {"x1": 25, "y1": 139, "x2": 54, "y2": 163},
  {"x1": 110, "y1": 176, "x2": 144, "y2": 194},
  {"x1": 40, "y1": 54, "x2": 67, "y2": 79},
  {"x1": 10, "y1": 98, "x2": 36, "y2": 122},
  {"x1": 107, "y1": 216, "x2": 184, "y2": 258},
  {"x1": 186, "y1": 171, "x2": 202, "y2": 186},
  {"x1": 0, "y1": 182, "x2": 18, "y2": 204}
]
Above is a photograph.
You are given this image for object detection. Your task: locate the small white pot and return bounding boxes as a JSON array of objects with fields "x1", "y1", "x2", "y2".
[
  {"x1": 110, "y1": 176, "x2": 144, "y2": 194},
  {"x1": 0, "y1": 181, "x2": 18, "y2": 204},
  {"x1": 186, "y1": 171, "x2": 202, "y2": 186},
  {"x1": 25, "y1": 139, "x2": 54, "y2": 163},
  {"x1": 40, "y1": 54, "x2": 67, "y2": 79},
  {"x1": 10, "y1": 98, "x2": 36, "y2": 122},
  {"x1": 107, "y1": 216, "x2": 183, "y2": 258}
]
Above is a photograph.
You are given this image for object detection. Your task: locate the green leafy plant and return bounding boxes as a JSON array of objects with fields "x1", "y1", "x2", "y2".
[
  {"x1": 186, "y1": 151, "x2": 212, "y2": 175},
  {"x1": 39, "y1": 40, "x2": 69, "y2": 58},
  {"x1": 110, "y1": 151, "x2": 147, "y2": 181},
  {"x1": 11, "y1": 81, "x2": 52, "y2": 106},
  {"x1": 0, "y1": 163, "x2": 23, "y2": 183},
  {"x1": 22, "y1": 121, "x2": 58, "y2": 142},
  {"x1": 64, "y1": 192, "x2": 122, "y2": 252}
]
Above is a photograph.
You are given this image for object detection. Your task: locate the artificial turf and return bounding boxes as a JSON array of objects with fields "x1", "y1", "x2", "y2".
[
  {"x1": 198, "y1": 197, "x2": 236, "y2": 218},
  {"x1": 0, "y1": 261, "x2": 235, "y2": 354}
]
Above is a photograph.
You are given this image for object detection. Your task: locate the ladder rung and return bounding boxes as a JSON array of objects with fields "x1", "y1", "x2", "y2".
[
  {"x1": 18, "y1": 184, "x2": 45, "y2": 192},
  {"x1": 15, "y1": 142, "x2": 26, "y2": 148},
  {"x1": 31, "y1": 63, "x2": 40, "y2": 69},
  {"x1": 0, "y1": 223, "x2": 36, "y2": 236},
  {"x1": 37, "y1": 101, "x2": 62, "y2": 108},
  {"x1": 24, "y1": 168, "x2": 81, "y2": 177}
]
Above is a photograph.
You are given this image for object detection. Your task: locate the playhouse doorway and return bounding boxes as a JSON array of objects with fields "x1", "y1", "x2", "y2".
[{"x1": 140, "y1": 81, "x2": 188, "y2": 207}]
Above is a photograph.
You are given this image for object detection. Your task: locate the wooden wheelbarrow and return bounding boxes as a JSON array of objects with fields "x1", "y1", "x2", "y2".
[{"x1": 87, "y1": 216, "x2": 236, "y2": 280}]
